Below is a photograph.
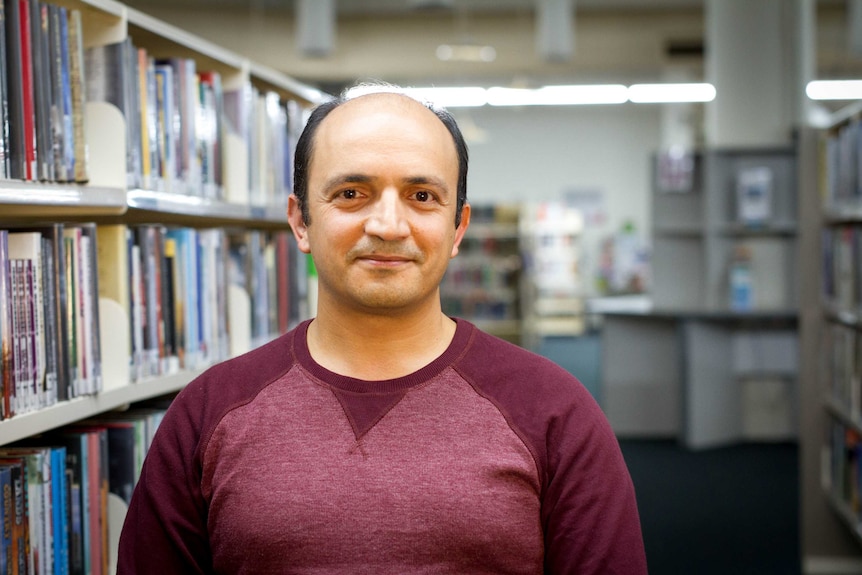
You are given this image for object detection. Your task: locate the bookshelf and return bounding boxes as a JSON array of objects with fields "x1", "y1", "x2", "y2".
[
  {"x1": 602, "y1": 146, "x2": 800, "y2": 449},
  {"x1": 802, "y1": 102, "x2": 862, "y2": 565},
  {"x1": 441, "y1": 203, "x2": 523, "y2": 343},
  {"x1": 0, "y1": 0, "x2": 324, "y2": 570}
]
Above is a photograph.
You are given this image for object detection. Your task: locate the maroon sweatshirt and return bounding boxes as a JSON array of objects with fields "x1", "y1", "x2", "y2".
[{"x1": 118, "y1": 319, "x2": 647, "y2": 574}]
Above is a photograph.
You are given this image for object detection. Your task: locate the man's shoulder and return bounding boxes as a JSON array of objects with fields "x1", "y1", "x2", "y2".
[
  {"x1": 178, "y1": 327, "x2": 300, "y2": 410},
  {"x1": 456, "y1": 324, "x2": 575, "y2": 387}
]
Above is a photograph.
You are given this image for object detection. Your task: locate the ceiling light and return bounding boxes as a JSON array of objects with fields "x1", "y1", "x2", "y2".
[
  {"x1": 436, "y1": 44, "x2": 497, "y2": 62},
  {"x1": 486, "y1": 84, "x2": 628, "y2": 106},
  {"x1": 628, "y1": 83, "x2": 716, "y2": 103},
  {"x1": 806, "y1": 80, "x2": 862, "y2": 100}
]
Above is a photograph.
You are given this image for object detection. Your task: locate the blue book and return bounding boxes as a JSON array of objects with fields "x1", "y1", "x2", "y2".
[
  {"x1": 51, "y1": 446, "x2": 68, "y2": 575},
  {"x1": 53, "y1": 432, "x2": 89, "y2": 575},
  {"x1": 0, "y1": 464, "x2": 11, "y2": 575}
]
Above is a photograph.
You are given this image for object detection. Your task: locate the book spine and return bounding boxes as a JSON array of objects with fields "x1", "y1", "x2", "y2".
[
  {"x1": 80, "y1": 225, "x2": 101, "y2": 393},
  {"x1": 4, "y1": 0, "x2": 25, "y2": 179},
  {"x1": 0, "y1": 0, "x2": 11, "y2": 179},
  {"x1": 0, "y1": 230, "x2": 10, "y2": 419},
  {"x1": 0, "y1": 466, "x2": 11, "y2": 574},
  {"x1": 66, "y1": 9, "x2": 87, "y2": 183},
  {"x1": 47, "y1": 4, "x2": 67, "y2": 183},
  {"x1": 41, "y1": 236, "x2": 57, "y2": 408},
  {"x1": 31, "y1": 0, "x2": 52, "y2": 181},
  {"x1": 18, "y1": 0, "x2": 36, "y2": 181}
]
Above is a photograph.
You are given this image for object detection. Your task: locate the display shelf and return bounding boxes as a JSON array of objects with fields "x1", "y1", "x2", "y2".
[
  {"x1": 604, "y1": 145, "x2": 800, "y2": 446},
  {"x1": 0, "y1": 368, "x2": 204, "y2": 445},
  {"x1": 651, "y1": 147, "x2": 798, "y2": 312}
]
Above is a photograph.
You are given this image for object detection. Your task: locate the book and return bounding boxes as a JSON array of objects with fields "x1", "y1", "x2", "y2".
[
  {"x1": 0, "y1": 458, "x2": 27, "y2": 575},
  {"x1": 0, "y1": 446, "x2": 53, "y2": 575},
  {"x1": 47, "y1": 445, "x2": 68, "y2": 575},
  {"x1": 137, "y1": 47, "x2": 151, "y2": 189},
  {"x1": 156, "y1": 58, "x2": 197, "y2": 194},
  {"x1": 0, "y1": 0, "x2": 10, "y2": 179},
  {"x1": 78, "y1": 224, "x2": 102, "y2": 395},
  {"x1": 134, "y1": 226, "x2": 160, "y2": 378},
  {"x1": 10, "y1": 258, "x2": 35, "y2": 415},
  {"x1": 31, "y1": 0, "x2": 53, "y2": 181},
  {"x1": 18, "y1": 0, "x2": 36, "y2": 180},
  {"x1": 47, "y1": 3, "x2": 69, "y2": 183},
  {"x1": 62, "y1": 226, "x2": 80, "y2": 396},
  {"x1": 0, "y1": 463, "x2": 12, "y2": 574},
  {"x1": 153, "y1": 63, "x2": 175, "y2": 192},
  {"x1": 66, "y1": 8, "x2": 87, "y2": 183},
  {"x1": 17, "y1": 224, "x2": 69, "y2": 403},
  {"x1": 4, "y1": 0, "x2": 28, "y2": 179},
  {"x1": 51, "y1": 430, "x2": 88, "y2": 575},
  {"x1": 197, "y1": 70, "x2": 223, "y2": 199},
  {"x1": 8, "y1": 231, "x2": 46, "y2": 411},
  {"x1": 0, "y1": 230, "x2": 11, "y2": 419}
]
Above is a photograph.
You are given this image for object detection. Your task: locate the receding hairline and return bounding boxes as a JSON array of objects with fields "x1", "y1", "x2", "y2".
[
  {"x1": 311, "y1": 91, "x2": 460, "y2": 166},
  {"x1": 321, "y1": 91, "x2": 450, "y2": 131}
]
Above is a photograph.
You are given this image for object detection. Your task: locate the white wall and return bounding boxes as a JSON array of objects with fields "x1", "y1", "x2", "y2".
[{"x1": 456, "y1": 103, "x2": 663, "y2": 295}]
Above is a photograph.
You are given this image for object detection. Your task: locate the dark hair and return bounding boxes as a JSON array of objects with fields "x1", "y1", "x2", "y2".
[{"x1": 292, "y1": 89, "x2": 469, "y2": 228}]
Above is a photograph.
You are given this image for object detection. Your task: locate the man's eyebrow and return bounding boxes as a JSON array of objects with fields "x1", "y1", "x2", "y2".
[
  {"x1": 403, "y1": 176, "x2": 451, "y2": 192},
  {"x1": 322, "y1": 173, "x2": 373, "y2": 190}
]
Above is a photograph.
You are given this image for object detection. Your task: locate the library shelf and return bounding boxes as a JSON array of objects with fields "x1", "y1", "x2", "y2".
[
  {"x1": 0, "y1": 0, "x2": 324, "y2": 442},
  {"x1": 0, "y1": 181, "x2": 128, "y2": 217},
  {"x1": 0, "y1": 368, "x2": 206, "y2": 446}
]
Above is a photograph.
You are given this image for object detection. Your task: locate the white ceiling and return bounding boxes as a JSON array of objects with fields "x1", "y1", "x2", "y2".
[{"x1": 123, "y1": 0, "x2": 856, "y2": 94}]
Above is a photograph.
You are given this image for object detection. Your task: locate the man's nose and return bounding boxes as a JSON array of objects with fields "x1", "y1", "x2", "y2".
[{"x1": 364, "y1": 189, "x2": 410, "y2": 240}]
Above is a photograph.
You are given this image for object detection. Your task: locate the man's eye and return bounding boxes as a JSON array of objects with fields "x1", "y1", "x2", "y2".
[
  {"x1": 340, "y1": 189, "x2": 358, "y2": 199},
  {"x1": 415, "y1": 191, "x2": 431, "y2": 202}
]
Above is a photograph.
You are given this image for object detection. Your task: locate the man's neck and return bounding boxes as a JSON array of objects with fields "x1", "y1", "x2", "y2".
[{"x1": 306, "y1": 300, "x2": 457, "y2": 381}]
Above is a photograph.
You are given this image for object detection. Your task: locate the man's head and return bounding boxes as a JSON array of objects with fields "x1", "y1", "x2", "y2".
[
  {"x1": 285, "y1": 90, "x2": 471, "y2": 316},
  {"x1": 292, "y1": 86, "x2": 469, "y2": 228}
]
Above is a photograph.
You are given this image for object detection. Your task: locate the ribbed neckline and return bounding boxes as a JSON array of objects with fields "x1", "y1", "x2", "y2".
[{"x1": 292, "y1": 317, "x2": 473, "y2": 394}]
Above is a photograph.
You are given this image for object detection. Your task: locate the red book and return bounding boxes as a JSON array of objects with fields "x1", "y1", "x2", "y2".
[{"x1": 18, "y1": 0, "x2": 36, "y2": 181}]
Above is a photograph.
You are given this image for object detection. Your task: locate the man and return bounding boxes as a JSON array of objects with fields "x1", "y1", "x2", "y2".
[{"x1": 118, "y1": 88, "x2": 648, "y2": 574}]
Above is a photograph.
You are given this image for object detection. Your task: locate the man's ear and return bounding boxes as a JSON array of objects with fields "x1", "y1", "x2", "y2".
[
  {"x1": 287, "y1": 194, "x2": 311, "y2": 254},
  {"x1": 451, "y1": 203, "x2": 471, "y2": 258}
]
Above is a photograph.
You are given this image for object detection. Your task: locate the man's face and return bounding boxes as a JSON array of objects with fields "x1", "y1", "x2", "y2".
[{"x1": 288, "y1": 94, "x2": 470, "y2": 316}]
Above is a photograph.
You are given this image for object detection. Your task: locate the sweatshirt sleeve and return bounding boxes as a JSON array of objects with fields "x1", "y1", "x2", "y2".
[
  {"x1": 540, "y1": 387, "x2": 648, "y2": 574},
  {"x1": 116, "y1": 381, "x2": 213, "y2": 574},
  {"x1": 453, "y1": 326, "x2": 648, "y2": 574}
]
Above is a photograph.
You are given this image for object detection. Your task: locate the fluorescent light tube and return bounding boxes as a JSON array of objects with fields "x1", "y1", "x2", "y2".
[
  {"x1": 401, "y1": 87, "x2": 488, "y2": 108},
  {"x1": 436, "y1": 44, "x2": 497, "y2": 63},
  {"x1": 487, "y1": 84, "x2": 628, "y2": 106},
  {"x1": 628, "y1": 83, "x2": 716, "y2": 103},
  {"x1": 806, "y1": 80, "x2": 862, "y2": 100}
]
